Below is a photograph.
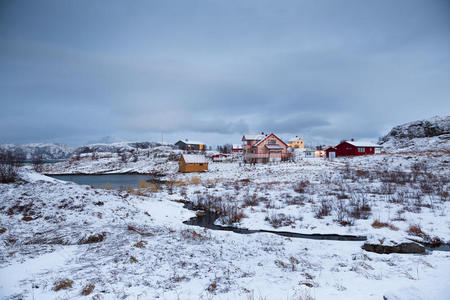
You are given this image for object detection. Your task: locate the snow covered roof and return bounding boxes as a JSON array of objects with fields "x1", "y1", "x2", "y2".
[
  {"x1": 181, "y1": 154, "x2": 208, "y2": 164},
  {"x1": 345, "y1": 141, "x2": 382, "y2": 148},
  {"x1": 232, "y1": 144, "x2": 243, "y2": 149},
  {"x1": 243, "y1": 134, "x2": 266, "y2": 141}
]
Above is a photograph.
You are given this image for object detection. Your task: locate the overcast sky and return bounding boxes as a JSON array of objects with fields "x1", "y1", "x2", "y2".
[{"x1": 1, "y1": 0, "x2": 449, "y2": 146}]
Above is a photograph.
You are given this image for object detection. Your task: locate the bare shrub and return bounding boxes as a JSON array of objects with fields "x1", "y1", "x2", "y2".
[
  {"x1": 348, "y1": 192, "x2": 371, "y2": 219},
  {"x1": 242, "y1": 194, "x2": 259, "y2": 207},
  {"x1": 0, "y1": 150, "x2": 23, "y2": 183},
  {"x1": 220, "y1": 204, "x2": 246, "y2": 224},
  {"x1": 32, "y1": 155, "x2": 44, "y2": 172},
  {"x1": 314, "y1": 199, "x2": 332, "y2": 219},
  {"x1": 293, "y1": 181, "x2": 309, "y2": 193},
  {"x1": 54, "y1": 279, "x2": 73, "y2": 291},
  {"x1": 265, "y1": 212, "x2": 294, "y2": 228}
]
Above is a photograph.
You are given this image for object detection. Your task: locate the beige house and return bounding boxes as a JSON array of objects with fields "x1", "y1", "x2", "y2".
[{"x1": 288, "y1": 136, "x2": 305, "y2": 148}]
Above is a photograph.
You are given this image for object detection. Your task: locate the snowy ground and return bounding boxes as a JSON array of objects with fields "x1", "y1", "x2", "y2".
[{"x1": 1, "y1": 150, "x2": 449, "y2": 299}]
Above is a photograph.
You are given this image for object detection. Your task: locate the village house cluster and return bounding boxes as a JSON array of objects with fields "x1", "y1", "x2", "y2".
[{"x1": 175, "y1": 133, "x2": 382, "y2": 172}]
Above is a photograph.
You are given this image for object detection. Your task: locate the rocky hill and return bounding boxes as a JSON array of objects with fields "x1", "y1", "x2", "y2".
[{"x1": 380, "y1": 116, "x2": 450, "y2": 151}]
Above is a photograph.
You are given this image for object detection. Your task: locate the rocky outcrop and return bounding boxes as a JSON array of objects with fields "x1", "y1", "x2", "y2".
[
  {"x1": 381, "y1": 116, "x2": 449, "y2": 141},
  {"x1": 362, "y1": 242, "x2": 425, "y2": 254},
  {"x1": 379, "y1": 116, "x2": 450, "y2": 151}
]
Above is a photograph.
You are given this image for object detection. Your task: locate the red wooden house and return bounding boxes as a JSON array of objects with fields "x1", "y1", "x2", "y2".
[
  {"x1": 242, "y1": 133, "x2": 290, "y2": 163},
  {"x1": 326, "y1": 140, "x2": 382, "y2": 158}
]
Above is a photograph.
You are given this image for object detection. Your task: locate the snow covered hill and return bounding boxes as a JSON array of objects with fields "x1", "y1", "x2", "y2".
[
  {"x1": 0, "y1": 143, "x2": 74, "y2": 160},
  {"x1": 380, "y1": 116, "x2": 450, "y2": 152},
  {"x1": 0, "y1": 141, "x2": 174, "y2": 162}
]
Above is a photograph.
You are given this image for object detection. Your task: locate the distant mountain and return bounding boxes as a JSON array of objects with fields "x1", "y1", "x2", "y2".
[
  {"x1": 380, "y1": 116, "x2": 450, "y2": 151},
  {"x1": 0, "y1": 141, "x2": 174, "y2": 161},
  {"x1": 0, "y1": 143, "x2": 74, "y2": 160},
  {"x1": 74, "y1": 142, "x2": 171, "y2": 154}
]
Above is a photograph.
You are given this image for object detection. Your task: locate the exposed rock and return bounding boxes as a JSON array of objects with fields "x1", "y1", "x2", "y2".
[{"x1": 362, "y1": 242, "x2": 425, "y2": 254}]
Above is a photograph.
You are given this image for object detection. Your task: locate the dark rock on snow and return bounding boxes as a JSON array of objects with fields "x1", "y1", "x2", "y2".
[{"x1": 362, "y1": 242, "x2": 425, "y2": 254}]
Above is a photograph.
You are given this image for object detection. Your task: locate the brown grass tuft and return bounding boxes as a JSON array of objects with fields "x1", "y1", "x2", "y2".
[
  {"x1": 81, "y1": 284, "x2": 95, "y2": 296},
  {"x1": 54, "y1": 279, "x2": 73, "y2": 291}
]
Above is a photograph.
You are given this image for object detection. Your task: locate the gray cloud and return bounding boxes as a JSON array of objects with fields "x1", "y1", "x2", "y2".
[{"x1": 0, "y1": 0, "x2": 449, "y2": 146}]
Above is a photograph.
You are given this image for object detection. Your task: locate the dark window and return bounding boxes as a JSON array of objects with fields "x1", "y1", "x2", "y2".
[{"x1": 199, "y1": 163, "x2": 204, "y2": 166}]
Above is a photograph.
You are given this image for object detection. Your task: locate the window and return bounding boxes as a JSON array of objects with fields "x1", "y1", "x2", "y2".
[
  {"x1": 199, "y1": 163, "x2": 204, "y2": 166},
  {"x1": 358, "y1": 147, "x2": 365, "y2": 153},
  {"x1": 269, "y1": 139, "x2": 276, "y2": 144}
]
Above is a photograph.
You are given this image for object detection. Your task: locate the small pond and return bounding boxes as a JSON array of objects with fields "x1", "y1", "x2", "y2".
[{"x1": 49, "y1": 174, "x2": 159, "y2": 189}]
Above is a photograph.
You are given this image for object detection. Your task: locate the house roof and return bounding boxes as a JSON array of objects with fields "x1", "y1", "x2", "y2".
[
  {"x1": 254, "y1": 133, "x2": 288, "y2": 147},
  {"x1": 181, "y1": 154, "x2": 208, "y2": 164},
  {"x1": 232, "y1": 144, "x2": 243, "y2": 149},
  {"x1": 345, "y1": 141, "x2": 382, "y2": 148},
  {"x1": 242, "y1": 134, "x2": 266, "y2": 141}
]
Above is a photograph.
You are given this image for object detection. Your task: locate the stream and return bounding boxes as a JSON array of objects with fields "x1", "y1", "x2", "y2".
[{"x1": 181, "y1": 201, "x2": 367, "y2": 241}]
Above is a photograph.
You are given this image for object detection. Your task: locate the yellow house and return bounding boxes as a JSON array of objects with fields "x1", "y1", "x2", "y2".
[
  {"x1": 288, "y1": 136, "x2": 305, "y2": 148},
  {"x1": 179, "y1": 154, "x2": 208, "y2": 173}
]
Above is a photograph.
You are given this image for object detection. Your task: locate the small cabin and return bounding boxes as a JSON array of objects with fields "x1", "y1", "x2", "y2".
[{"x1": 179, "y1": 154, "x2": 208, "y2": 173}]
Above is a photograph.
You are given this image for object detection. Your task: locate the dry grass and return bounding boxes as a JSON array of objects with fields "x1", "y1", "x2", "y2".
[
  {"x1": 181, "y1": 229, "x2": 211, "y2": 242},
  {"x1": 190, "y1": 176, "x2": 201, "y2": 185},
  {"x1": 371, "y1": 220, "x2": 390, "y2": 228},
  {"x1": 134, "y1": 241, "x2": 145, "y2": 248},
  {"x1": 81, "y1": 284, "x2": 95, "y2": 296},
  {"x1": 139, "y1": 179, "x2": 148, "y2": 189},
  {"x1": 407, "y1": 224, "x2": 430, "y2": 240},
  {"x1": 100, "y1": 183, "x2": 113, "y2": 190},
  {"x1": 372, "y1": 220, "x2": 399, "y2": 231},
  {"x1": 54, "y1": 279, "x2": 73, "y2": 291}
]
